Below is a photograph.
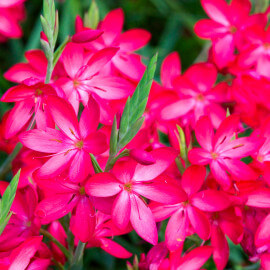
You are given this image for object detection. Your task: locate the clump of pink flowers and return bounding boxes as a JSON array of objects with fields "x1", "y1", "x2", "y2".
[{"x1": 1, "y1": 0, "x2": 270, "y2": 269}]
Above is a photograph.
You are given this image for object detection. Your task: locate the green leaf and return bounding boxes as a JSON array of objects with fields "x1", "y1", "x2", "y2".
[
  {"x1": 0, "y1": 170, "x2": 21, "y2": 236},
  {"x1": 118, "y1": 54, "x2": 158, "y2": 150},
  {"x1": 109, "y1": 116, "x2": 118, "y2": 156},
  {"x1": 84, "y1": 0, "x2": 99, "y2": 29},
  {"x1": 118, "y1": 117, "x2": 145, "y2": 150},
  {"x1": 53, "y1": 36, "x2": 70, "y2": 67},
  {"x1": 90, "y1": 154, "x2": 103, "y2": 173},
  {"x1": 176, "y1": 125, "x2": 187, "y2": 162}
]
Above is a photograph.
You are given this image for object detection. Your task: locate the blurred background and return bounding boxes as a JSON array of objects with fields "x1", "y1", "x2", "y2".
[{"x1": 0, "y1": 0, "x2": 262, "y2": 269}]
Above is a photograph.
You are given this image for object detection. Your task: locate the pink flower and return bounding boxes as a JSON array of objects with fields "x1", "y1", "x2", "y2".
[
  {"x1": 86, "y1": 148, "x2": 178, "y2": 245},
  {"x1": 188, "y1": 115, "x2": 260, "y2": 189},
  {"x1": 151, "y1": 165, "x2": 231, "y2": 251},
  {"x1": 87, "y1": 212, "x2": 132, "y2": 258},
  {"x1": 160, "y1": 63, "x2": 227, "y2": 128},
  {"x1": 35, "y1": 177, "x2": 96, "y2": 243},
  {"x1": 195, "y1": 0, "x2": 267, "y2": 68},
  {"x1": 1, "y1": 78, "x2": 65, "y2": 139},
  {"x1": 238, "y1": 25, "x2": 270, "y2": 79},
  {"x1": 20, "y1": 96, "x2": 108, "y2": 182},
  {"x1": 56, "y1": 42, "x2": 134, "y2": 114},
  {"x1": 82, "y1": 8, "x2": 151, "y2": 81},
  {"x1": 0, "y1": 184, "x2": 41, "y2": 252},
  {"x1": 0, "y1": 236, "x2": 51, "y2": 270}
]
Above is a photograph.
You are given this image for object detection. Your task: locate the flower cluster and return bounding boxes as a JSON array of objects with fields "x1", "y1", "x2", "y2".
[{"x1": 0, "y1": 0, "x2": 270, "y2": 269}]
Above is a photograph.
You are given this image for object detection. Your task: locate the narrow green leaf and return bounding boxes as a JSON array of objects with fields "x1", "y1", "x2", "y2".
[
  {"x1": 176, "y1": 125, "x2": 187, "y2": 162},
  {"x1": 0, "y1": 212, "x2": 12, "y2": 236},
  {"x1": 84, "y1": 0, "x2": 99, "y2": 29},
  {"x1": 90, "y1": 154, "x2": 103, "y2": 173},
  {"x1": 0, "y1": 169, "x2": 21, "y2": 236},
  {"x1": 118, "y1": 54, "x2": 157, "y2": 147},
  {"x1": 109, "y1": 116, "x2": 118, "y2": 156},
  {"x1": 53, "y1": 36, "x2": 70, "y2": 67},
  {"x1": 118, "y1": 117, "x2": 145, "y2": 150},
  {"x1": 119, "y1": 97, "x2": 130, "y2": 138}
]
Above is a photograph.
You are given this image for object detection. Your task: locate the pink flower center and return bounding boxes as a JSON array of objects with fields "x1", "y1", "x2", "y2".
[
  {"x1": 257, "y1": 155, "x2": 264, "y2": 163},
  {"x1": 79, "y1": 186, "x2": 86, "y2": 195},
  {"x1": 75, "y1": 140, "x2": 84, "y2": 149},
  {"x1": 35, "y1": 89, "x2": 43, "y2": 96},
  {"x1": 123, "y1": 182, "x2": 133, "y2": 192},
  {"x1": 73, "y1": 80, "x2": 80, "y2": 87},
  {"x1": 264, "y1": 43, "x2": 270, "y2": 50},
  {"x1": 196, "y1": 93, "x2": 205, "y2": 101},
  {"x1": 230, "y1": 26, "x2": 237, "y2": 34},
  {"x1": 211, "y1": 152, "x2": 219, "y2": 160}
]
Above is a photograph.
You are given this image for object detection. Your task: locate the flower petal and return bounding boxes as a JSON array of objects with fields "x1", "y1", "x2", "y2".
[
  {"x1": 85, "y1": 172, "x2": 121, "y2": 197},
  {"x1": 112, "y1": 190, "x2": 131, "y2": 229},
  {"x1": 130, "y1": 194, "x2": 158, "y2": 245}
]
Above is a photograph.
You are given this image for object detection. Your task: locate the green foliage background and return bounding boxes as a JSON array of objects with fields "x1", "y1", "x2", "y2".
[{"x1": 0, "y1": 0, "x2": 265, "y2": 269}]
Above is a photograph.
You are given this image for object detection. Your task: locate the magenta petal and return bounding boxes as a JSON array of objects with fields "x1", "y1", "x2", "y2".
[
  {"x1": 69, "y1": 150, "x2": 92, "y2": 182},
  {"x1": 211, "y1": 225, "x2": 229, "y2": 270},
  {"x1": 255, "y1": 213, "x2": 270, "y2": 247},
  {"x1": 5, "y1": 101, "x2": 33, "y2": 139},
  {"x1": 201, "y1": 0, "x2": 230, "y2": 25},
  {"x1": 119, "y1": 29, "x2": 151, "y2": 51},
  {"x1": 100, "y1": 238, "x2": 132, "y2": 258},
  {"x1": 191, "y1": 190, "x2": 231, "y2": 212},
  {"x1": 184, "y1": 63, "x2": 217, "y2": 92},
  {"x1": 79, "y1": 96, "x2": 100, "y2": 138},
  {"x1": 246, "y1": 188, "x2": 270, "y2": 208},
  {"x1": 35, "y1": 194, "x2": 78, "y2": 224},
  {"x1": 188, "y1": 148, "x2": 212, "y2": 165},
  {"x1": 86, "y1": 76, "x2": 133, "y2": 100},
  {"x1": 133, "y1": 147, "x2": 177, "y2": 181},
  {"x1": 194, "y1": 19, "x2": 228, "y2": 39},
  {"x1": 133, "y1": 179, "x2": 187, "y2": 204},
  {"x1": 210, "y1": 160, "x2": 231, "y2": 189},
  {"x1": 213, "y1": 114, "x2": 239, "y2": 147},
  {"x1": 38, "y1": 151, "x2": 75, "y2": 179},
  {"x1": 178, "y1": 246, "x2": 213, "y2": 270},
  {"x1": 165, "y1": 208, "x2": 188, "y2": 251},
  {"x1": 85, "y1": 172, "x2": 121, "y2": 197},
  {"x1": 9, "y1": 236, "x2": 43, "y2": 270},
  {"x1": 70, "y1": 197, "x2": 96, "y2": 243},
  {"x1": 84, "y1": 47, "x2": 119, "y2": 77},
  {"x1": 130, "y1": 194, "x2": 158, "y2": 245},
  {"x1": 72, "y1": 29, "x2": 103, "y2": 43},
  {"x1": 83, "y1": 131, "x2": 108, "y2": 155},
  {"x1": 100, "y1": 8, "x2": 124, "y2": 44},
  {"x1": 112, "y1": 190, "x2": 131, "y2": 229},
  {"x1": 222, "y1": 159, "x2": 257, "y2": 181},
  {"x1": 47, "y1": 96, "x2": 80, "y2": 140},
  {"x1": 62, "y1": 42, "x2": 84, "y2": 78},
  {"x1": 19, "y1": 128, "x2": 70, "y2": 153},
  {"x1": 181, "y1": 165, "x2": 206, "y2": 196},
  {"x1": 160, "y1": 99, "x2": 195, "y2": 120},
  {"x1": 161, "y1": 52, "x2": 181, "y2": 88},
  {"x1": 187, "y1": 206, "x2": 210, "y2": 240},
  {"x1": 195, "y1": 116, "x2": 214, "y2": 152}
]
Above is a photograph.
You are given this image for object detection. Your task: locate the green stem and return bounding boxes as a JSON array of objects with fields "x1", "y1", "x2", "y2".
[
  {"x1": 40, "y1": 228, "x2": 72, "y2": 260},
  {"x1": 70, "y1": 241, "x2": 86, "y2": 270},
  {"x1": 45, "y1": 55, "x2": 54, "y2": 83},
  {"x1": 0, "y1": 143, "x2": 22, "y2": 179},
  {"x1": 104, "y1": 149, "x2": 129, "y2": 172}
]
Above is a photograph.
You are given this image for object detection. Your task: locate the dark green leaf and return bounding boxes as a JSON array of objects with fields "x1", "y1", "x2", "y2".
[
  {"x1": 109, "y1": 116, "x2": 118, "y2": 156},
  {"x1": 0, "y1": 170, "x2": 21, "y2": 236}
]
